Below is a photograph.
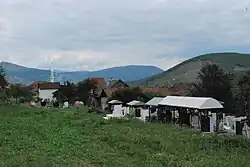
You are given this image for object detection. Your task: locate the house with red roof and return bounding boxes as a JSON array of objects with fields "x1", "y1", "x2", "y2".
[{"x1": 30, "y1": 82, "x2": 60, "y2": 101}]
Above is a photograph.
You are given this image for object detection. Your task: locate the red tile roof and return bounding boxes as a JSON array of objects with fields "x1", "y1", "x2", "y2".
[
  {"x1": 29, "y1": 82, "x2": 60, "y2": 91},
  {"x1": 38, "y1": 82, "x2": 60, "y2": 90},
  {"x1": 140, "y1": 83, "x2": 193, "y2": 96},
  {"x1": 88, "y1": 78, "x2": 106, "y2": 87}
]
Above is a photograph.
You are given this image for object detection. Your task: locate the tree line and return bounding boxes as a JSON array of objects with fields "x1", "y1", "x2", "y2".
[
  {"x1": 0, "y1": 62, "x2": 250, "y2": 114},
  {"x1": 191, "y1": 62, "x2": 250, "y2": 116},
  {"x1": 0, "y1": 66, "x2": 33, "y2": 104}
]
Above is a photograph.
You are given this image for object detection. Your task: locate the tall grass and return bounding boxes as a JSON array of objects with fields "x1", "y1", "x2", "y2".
[{"x1": 0, "y1": 106, "x2": 249, "y2": 166}]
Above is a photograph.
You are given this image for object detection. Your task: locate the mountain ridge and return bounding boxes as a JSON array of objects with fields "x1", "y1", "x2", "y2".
[
  {"x1": 133, "y1": 52, "x2": 250, "y2": 86},
  {"x1": 0, "y1": 62, "x2": 163, "y2": 84}
]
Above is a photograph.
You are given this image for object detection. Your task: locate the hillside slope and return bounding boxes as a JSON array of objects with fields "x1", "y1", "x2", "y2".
[
  {"x1": 135, "y1": 52, "x2": 250, "y2": 86},
  {"x1": 0, "y1": 62, "x2": 163, "y2": 84}
]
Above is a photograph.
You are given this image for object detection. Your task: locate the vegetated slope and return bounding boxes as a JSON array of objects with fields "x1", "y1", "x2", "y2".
[
  {"x1": 0, "y1": 106, "x2": 249, "y2": 167},
  {"x1": 0, "y1": 62, "x2": 163, "y2": 84},
  {"x1": 0, "y1": 62, "x2": 51, "y2": 84},
  {"x1": 135, "y1": 52, "x2": 250, "y2": 86}
]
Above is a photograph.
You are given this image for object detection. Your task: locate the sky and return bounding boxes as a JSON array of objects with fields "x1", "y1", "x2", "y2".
[{"x1": 0, "y1": 0, "x2": 250, "y2": 71}]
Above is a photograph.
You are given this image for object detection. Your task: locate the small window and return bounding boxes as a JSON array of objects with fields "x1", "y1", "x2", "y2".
[
  {"x1": 135, "y1": 109, "x2": 141, "y2": 117},
  {"x1": 151, "y1": 108, "x2": 156, "y2": 114}
]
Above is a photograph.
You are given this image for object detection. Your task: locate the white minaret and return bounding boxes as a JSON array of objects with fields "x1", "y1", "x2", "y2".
[{"x1": 50, "y1": 61, "x2": 55, "y2": 83}]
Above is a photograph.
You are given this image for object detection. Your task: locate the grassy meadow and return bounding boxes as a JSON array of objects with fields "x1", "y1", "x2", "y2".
[{"x1": 0, "y1": 106, "x2": 250, "y2": 167}]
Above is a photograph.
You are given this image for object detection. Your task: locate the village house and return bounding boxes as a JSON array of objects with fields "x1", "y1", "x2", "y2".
[
  {"x1": 88, "y1": 77, "x2": 108, "y2": 110},
  {"x1": 106, "y1": 79, "x2": 129, "y2": 97},
  {"x1": 29, "y1": 64, "x2": 60, "y2": 102},
  {"x1": 88, "y1": 78, "x2": 129, "y2": 110},
  {"x1": 30, "y1": 82, "x2": 60, "y2": 101}
]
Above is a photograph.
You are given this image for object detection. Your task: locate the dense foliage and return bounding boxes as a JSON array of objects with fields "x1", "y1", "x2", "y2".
[
  {"x1": 53, "y1": 81, "x2": 76, "y2": 103},
  {"x1": 53, "y1": 79, "x2": 98, "y2": 105},
  {"x1": 192, "y1": 63, "x2": 234, "y2": 111},
  {"x1": 111, "y1": 87, "x2": 157, "y2": 103},
  {"x1": 10, "y1": 84, "x2": 33, "y2": 104},
  {"x1": 236, "y1": 71, "x2": 250, "y2": 116}
]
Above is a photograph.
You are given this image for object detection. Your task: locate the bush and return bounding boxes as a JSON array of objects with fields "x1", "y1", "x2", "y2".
[{"x1": 53, "y1": 101, "x2": 59, "y2": 107}]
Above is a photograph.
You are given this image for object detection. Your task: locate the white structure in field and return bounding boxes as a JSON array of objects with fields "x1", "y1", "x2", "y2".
[
  {"x1": 34, "y1": 63, "x2": 60, "y2": 101},
  {"x1": 127, "y1": 100, "x2": 148, "y2": 121},
  {"x1": 159, "y1": 96, "x2": 224, "y2": 133},
  {"x1": 146, "y1": 97, "x2": 164, "y2": 118},
  {"x1": 39, "y1": 88, "x2": 58, "y2": 101},
  {"x1": 159, "y1": 96, "x2": 223, "y2": 110},
  {"x1": 104, "y1": 104, "x2": 124, "y2": 120}
]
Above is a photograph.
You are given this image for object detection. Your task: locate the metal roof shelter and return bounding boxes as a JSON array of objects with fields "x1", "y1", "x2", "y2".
[
  {"x1": 146, "y1": 97, "x2": 164, "y2": 106},
  {"x1": 108, "y1": 100, "x2": 123, "y2": 104},
  {"x1": 158, "y1": 96, "x2": 223, "y2": 109},
  {"x1": 127, "y1": 100, "x2": 145, "y2": 106}
]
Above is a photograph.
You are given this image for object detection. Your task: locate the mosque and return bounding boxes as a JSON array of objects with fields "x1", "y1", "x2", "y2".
[{"x1": 29, "y1": 63, "x2": 60, "y2": 101}]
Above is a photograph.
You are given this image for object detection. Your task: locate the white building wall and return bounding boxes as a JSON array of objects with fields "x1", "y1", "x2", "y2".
[
  {"x1": 101, "y1": 97, "x2": 108, "y2": 110},
  {"x1": 113, "y1": 105, "x2": 123, "y2": 117},
  {"x1": 39, "y1": 89, "x2": 58, "y2": 101},
  {"x1": 123, "y1": 107, "x2": 130, "y2": 115},
  {"x1": 140, "y1": 108, "x2": 149, "y2": 121},
  {"x1": 210, "y1": 113, "x2": 217, "y2": 132}
]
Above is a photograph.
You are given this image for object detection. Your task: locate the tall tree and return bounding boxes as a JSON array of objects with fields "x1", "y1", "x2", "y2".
[
  {"x1": 75, "y1": 79, "x2": 97, "y2": 104},
  {"x1": 237, "y1": 71, "x2": 250, "y2": 115},
  {"x1": 192, "y1": 63, "x2": 233, "y2": 111},
  {"x1": 0, "y1": 65, "x2": 7, "y2": 90},
  {"x1": 112, "y1": 87, "x2": 150, "y2": 103},
  {"x1": 10, "y1": 84, "x2": 33, "y2": 104},
  {"x1": 54, "y1": 81, "x2": 76, "y2": 103}
]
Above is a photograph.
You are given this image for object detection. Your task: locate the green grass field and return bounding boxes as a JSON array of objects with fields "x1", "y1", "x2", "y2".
[{"x1": 0, "y1": 106, "x2": 250, "y2": 167}]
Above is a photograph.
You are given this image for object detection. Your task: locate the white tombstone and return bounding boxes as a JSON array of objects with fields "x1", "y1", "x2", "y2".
[
  {"x1": 140, "y1": 108, "x2": 149, "y2": 121},
  {"x1": 63, "y1": 102, "x2": 69, "y2": 109},
  {"x1": 191, "y1": 115, "x2": 200, "y2": 129},
  {"x1": 113, "y1": 105, "x2": 123, "y2": 117},
  {"x1": 30, "y1": 101, "x2": 37, "y2": 107},
  {"x1": 210, "y1": 113, "x2": 217, "y2": 132},
  {"x1": 242, "y1": 123, "x2": 250, "y2": 139}
]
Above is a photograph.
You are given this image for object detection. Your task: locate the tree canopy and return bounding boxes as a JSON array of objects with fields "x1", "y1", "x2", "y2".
[
  {"x1": 0, "y1": 65, "x2": 7, "y2": 90},
  {"x1": 75, "y1": 79, "x2": 97, "y2": 104},
  {"x1": 236, "y1": 70, "x2": 250, "y2": 115},
  {"x1": 192, "y1": 63, "x2": 234, "y2": 111},
  {"x1": 10, "y1": 84, "x2": 33, "y2": 104},
  {"x1": 112, "y1": 87, "x2": 155, "y2": 103}
]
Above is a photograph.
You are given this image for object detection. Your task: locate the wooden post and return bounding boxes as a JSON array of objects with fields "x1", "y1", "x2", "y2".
[{"x1": 148, "y1": 106, "x2": 151, "y2": 122}]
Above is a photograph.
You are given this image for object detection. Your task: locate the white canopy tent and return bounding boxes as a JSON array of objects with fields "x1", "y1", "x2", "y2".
[
  {"x1": 127, "y1": 100, "x2": 145, "y2": 106},
  {"x1": 158, "y1": 96, "x2": 223, "y2": 109},
  {"x1": 127, "y1": 100, "x2": 148, "y2": 122},
  {"x1": 108, "y1": 100, "x2": 123, "y2": 104},
  {"x1": 146, "y1": 97, "x2": 164, "y2": 106},
  {"x1": 103, "y1": 105, "x2": 124, "y2": 120}
]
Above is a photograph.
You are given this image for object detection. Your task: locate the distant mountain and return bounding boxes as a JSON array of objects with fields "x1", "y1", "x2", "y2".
[
  {"x1": 133, "y1": 52, "x2": 250, "y2": 86},
  {"x1": 0, "y1": 62, "x2": 163, "y2": 84}
]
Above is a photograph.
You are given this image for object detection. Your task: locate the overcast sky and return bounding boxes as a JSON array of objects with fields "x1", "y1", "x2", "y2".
[{"x1": 0, "y1": 0, "x2": 250, "y2": 71}]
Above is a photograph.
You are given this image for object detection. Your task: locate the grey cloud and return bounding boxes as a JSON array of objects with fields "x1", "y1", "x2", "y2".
[{"x1": 0, "y1": 0, "x2": 250, "y2": 70}]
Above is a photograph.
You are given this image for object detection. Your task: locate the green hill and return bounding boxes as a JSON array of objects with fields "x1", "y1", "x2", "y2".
[{"x1": 134, "y1": 52, "x2": 250, "y2": 86}]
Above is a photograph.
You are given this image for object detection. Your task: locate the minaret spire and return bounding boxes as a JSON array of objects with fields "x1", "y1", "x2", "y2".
[{"x1": 50, "y1": 61, "x2": 55, "y2": 83}]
